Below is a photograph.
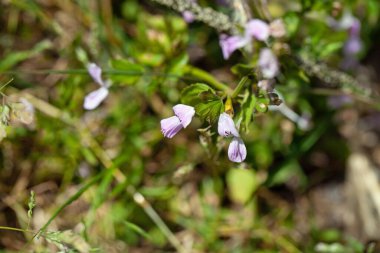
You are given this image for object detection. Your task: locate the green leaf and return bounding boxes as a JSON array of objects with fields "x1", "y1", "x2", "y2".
[
  {"x1": 181, "y1": 83, "x2": 223, "y2": 123},
  {"x1": 319, "y1": 41, "x2": 344, "y2": 59},
  {"x1": 266, "y1": 159, "x2": 307, "y2": 187},
  {"x1": 0, "y1": 40, "x2": 52, "y2": 71},
  {"x1": 168, "y1": 53, "x2": 189, "y2": 76},
  {"x1": 283, "y1": 12, "x2": 300, "y2": 37},
  {"x1": 195, "y1": 97, "x2": 224, "y2": 124},
  {"x1": 181, "y1": 83, "x2": 215, "y2": 106},
  {"x1": 227, "y1": 169, "x2": 257, "y2": 204},
  {"x1": 123, "y1": 221, "x2": 152, "y2": 241},
  {"x1": 240, "y1": 91, "x2": 257, "y2": 131}
]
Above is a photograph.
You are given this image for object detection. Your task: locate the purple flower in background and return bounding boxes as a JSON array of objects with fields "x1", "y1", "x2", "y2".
[
  {"x1": 344, "y1": 19, "x2": 362, "y2": 56},
  {"x1": 219, "y1": 34, "x2": 249, "y2": 60},
  {"x1": 228, "y1": 137, "x2": 247, "y2": 163},
  {"x1": 218, "y1": 18, "x2": 271, "y2": 59},
  {"x1": 218, "y1": 113, "x2": 247, "y2": 162},
  {"x1": 182, "y1": 0, "x2": 196, "y2": 23},
  {"x1": 245, "y1": 19, "x2": 270, "y2": 41},
  {"x1": 269, "y1": 19, "x2": 286, "y2": 38},
  {"x1": 218, "y1": 113, "x2": 240, "y2": 137},
  {"x1": 182, "y1": 11, "x2": 195, "y2": 23},
  {"x1": 161, "y1": 104, "x2": 195, "y2": 138},
  {"x1": 259, "y1": 48, "x2": 279, "y2": 79},
  {"x1": 84, "y1": 63, "x2": 110, "y2": 110}
]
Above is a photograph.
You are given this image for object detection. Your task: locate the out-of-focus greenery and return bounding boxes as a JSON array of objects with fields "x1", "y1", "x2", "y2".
[{"x1": 0, "y1": 0, "x2": 380, "y2": 252}]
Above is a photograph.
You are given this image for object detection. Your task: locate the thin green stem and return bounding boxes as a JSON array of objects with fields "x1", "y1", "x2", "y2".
[
  {"x1": 184, "y1": 65, "x2": 231, "y2": 93},
  {"x1": 0, "y1": 226, "x2": 34, "y2": 234},
  {"x1": 231, "y1": 76, "x2": 250, "y2": 98}
]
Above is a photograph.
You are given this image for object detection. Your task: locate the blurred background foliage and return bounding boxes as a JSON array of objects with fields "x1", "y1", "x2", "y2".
[{"x1": 1, "y1": 0, "x2": 380, "y2": 252}]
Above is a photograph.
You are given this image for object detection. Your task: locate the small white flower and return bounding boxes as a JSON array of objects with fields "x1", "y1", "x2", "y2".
[{"x1": 83, "y1": 63, "x2": 110, "y2": 110}]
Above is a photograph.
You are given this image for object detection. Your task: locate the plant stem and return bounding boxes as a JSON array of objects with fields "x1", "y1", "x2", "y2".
[
  {"x1": 0, "y1": 226, "x2": 34, "y2": 234},
  {"x1": 184, "y1": 65, "x2": 231, "y2": 93},
  {"x1": 231, "y1": 76, "x2": 250, "y2": 98}
]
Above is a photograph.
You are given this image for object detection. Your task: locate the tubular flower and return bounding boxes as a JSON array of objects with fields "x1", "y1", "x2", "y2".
[
  {"x1": 161, "y1": 104, "x2": 195, "y2": 138},
  {"x1": 218, "y1": 113, "x2": 247, "y2": 163},
  {"x1": 218, "y1": 113, "x2": 239, "y2": 137},
  {"x1": 219, "y1": 18, "x2": 270, "y2": 59},
  {"x1": 219, "y1": 34, "x2": 249, "y2": 60},
  {"x1": 84, "y1": 63, "x2": 110, "y2": 110}
]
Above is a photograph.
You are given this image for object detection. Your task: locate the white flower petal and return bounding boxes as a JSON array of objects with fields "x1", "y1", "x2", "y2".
[
  {"x1": 218, "y1": 113, "x2": 240, "y2": 137},
  {"x1": 83, "y1": 87, "x2": 109, "y2": 110},
  {"x1": 87, "y1": 63, "x2": 105, "y2": 86},
  {"x1": 173, "y1": 104, "x2": 195, "y2": 128},
  {"x1": 160, "y1": 116, "x2": 183, "y2": 138},
  {"x1": 228, "y1": 137, "x2": 247, "y2": 163}
]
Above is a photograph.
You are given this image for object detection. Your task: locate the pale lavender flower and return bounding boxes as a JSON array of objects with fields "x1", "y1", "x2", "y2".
[
  {"x1": 84, "y1": 63, "x2": 110, "y2": 110},
  {"x1": 228, "y1": 137, "x2": 247, "y2": 163},
  {"x1": 245, "y1": 19, "x2": 270, "y2": 41},
  {"x1": 259, "y1": 48, "x2": 279, "y2": 79},
  {"x1": 161, "y1": 116, "x2": 184, "y2": 138},
  {"x1": 218, "y1": 113, "x2": 239, "y2": 137},
  {"x1": 88, "y1": 63, "x2": 106, "y2": 86},
  {"x1": 344, "y1": 19, "x2": 362, "y2": 56},
  {"x1": 182, "y1": 11, "x2": 195, "y2": 23},
  {"x1": 269, "y1": 19, "x2": 286, "y2": 38},
  {"x1": 83, "y1": 87, "x2": 109, "y2": 110},
  {"x1": 182, "y1": 0, "x2": 196, "y2": 23},
  {"x1": 344, "y1": 36, "x2": 362, "y2": 55},
  {"x1": 218, "y1": 113, "x2": 247, "y2": 163},
  {"x1": 219, "y1": 34, "x2": 249, "y2": 59},
  {"x1": 173, "y1": 104, "x2": 195, "y2": 128},
  {"x1": 161, "y1": 104, "x2": 195, "y2": 138}
]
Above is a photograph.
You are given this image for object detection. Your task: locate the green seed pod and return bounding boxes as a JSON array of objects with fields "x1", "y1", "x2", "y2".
[{"x1": 255, "y1": 102, "x2": 268, "y2": 113}]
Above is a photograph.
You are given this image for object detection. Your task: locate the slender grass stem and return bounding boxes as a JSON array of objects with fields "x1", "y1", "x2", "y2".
[
  {"x1": 0, "y1": 226, "x2": 34, "y2": 234},
  {"x1": 231, "y1": 76, "x2": 250, "y2": 98}
]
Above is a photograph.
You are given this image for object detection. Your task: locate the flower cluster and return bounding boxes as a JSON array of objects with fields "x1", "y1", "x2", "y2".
[
  {"x1": 160, "y1": 105, "x2": 247, "y2": 163},
  {"x1": 218, "y1": 18, "x2": 282, "y2": 80}
]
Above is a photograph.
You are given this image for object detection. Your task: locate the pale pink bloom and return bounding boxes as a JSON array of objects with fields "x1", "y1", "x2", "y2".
[
  {"x1": 245, "y1": 19, "x2": 270, "y2": 41},
  {"x1": 344, "y1": 36, "x2": 362, "y2": 55},
  {"x1": 219, "y1": 34, "x2": 249, "y2": 59},
  {"x1": 83, "y1": 87, "x2": 109, "y2": 110},
  {"x1": 269, "y1": 19, "x2": 286, "y2": 38},
  {"x1": 228, "y1": 137, "x2": 247, "y2": 163},
  {"x1": 259, "y1": 48, "x2": 279, "y2": 79},
  {"x1": 161, "y1": 116, "x2": 184, "y2": 138},
  {"x1": 218, "y1": 113, "x2": 239, "y2": 137},
  {"x1": 182, "y1": 11, "x2": 195, "y2": 23},
  {"x1": 88, "y1": 63, "x2": 106, "y2": 86},
  {"x1": 173, "y1": 104, "x2": 195, "y2": 128},
  {"x1": 84, "y1": 63, "x2": 110, "y2": 110},
  {"x1": 161, "y1": 104, "x2": 195, "y2": 138}
]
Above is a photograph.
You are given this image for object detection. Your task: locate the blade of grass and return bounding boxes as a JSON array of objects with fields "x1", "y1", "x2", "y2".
[{"x1": 34, "y1": 171, "x2": 106, "y2": 239}]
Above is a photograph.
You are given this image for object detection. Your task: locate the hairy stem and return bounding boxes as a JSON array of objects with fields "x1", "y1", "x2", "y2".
[{"x1": 150, "y1": 0, "x2": 237, "y2": 33}]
